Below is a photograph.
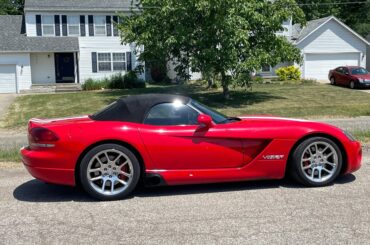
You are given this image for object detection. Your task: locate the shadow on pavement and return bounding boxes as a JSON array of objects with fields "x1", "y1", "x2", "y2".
[{"x1": 13, "y1": 174, "x2": 356, "y2": 203}]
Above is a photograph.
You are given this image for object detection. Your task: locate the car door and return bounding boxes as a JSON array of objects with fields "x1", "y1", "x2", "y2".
[
  {"x1": 334, "y1": 67, "x2": 344, "y2": 84},
  {"x1": 139, "y1": 102, "x2": 244, "y2": 170},
  {"x1": 341, "y1": 67, "x2": 351, "y2": 86}
]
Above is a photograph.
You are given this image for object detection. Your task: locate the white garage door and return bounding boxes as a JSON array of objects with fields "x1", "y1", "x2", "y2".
[
  {"x1": 305, "y1": 53, "x2": 360, "y2": 80},
  {"x1": 0, "y1": 65, "x2": 17, "y2": 93}
]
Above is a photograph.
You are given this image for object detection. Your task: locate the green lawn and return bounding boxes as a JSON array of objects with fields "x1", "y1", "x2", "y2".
[
  {"x1": 1, "y1": 82, "x2": 370, "y2": 130},
  {"x1": 0, "y1": 148, "x2": 21, "y2": 162}
]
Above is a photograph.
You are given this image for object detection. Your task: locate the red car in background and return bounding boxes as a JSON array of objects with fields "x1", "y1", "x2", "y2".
[
  {"x1": 21, "y1": 94, "x2": 362, "y2": 201},
  {"x1": 329, "y1": 66, "x2": 370, "y2": 89}
]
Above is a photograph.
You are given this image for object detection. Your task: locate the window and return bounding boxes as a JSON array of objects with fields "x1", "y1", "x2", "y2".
[
  {"x1": 113, "y1": 53, "x2": 126, "y2": 71},
  {"x1": 98, "y1": 53, "x2": 112, "y2": 71},
  {"x1": 42, "y1": 15, "x2": 55, "y2": 36},
  {"x1": 351, "y1": 68, "x2": 369, "y2": 75},
  {"x1": 343, "y1": 67, "x2": 349, "y2": 75},
  {"x1": 144, "y1": 103, "x2": 199, "y2": 126},
  {"x1": 94, "y1": 16, "x2": 106, "y2": 36},
  {"x1": 261, "y1": 64, "x2": 271, "y2": 73},
  {"x1": 68, "y1": 16, "x2": 80, "y2": 36},
  {"x1": 335, "y1": 67, "x2": 344, "y2": 73}
]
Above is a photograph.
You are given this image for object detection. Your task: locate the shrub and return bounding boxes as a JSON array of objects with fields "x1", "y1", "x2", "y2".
[
  {"x1": 276, "y1": 66, "x2": 301, "y2": 81},
  {"x1": 83, "y1": 72, "x2": 146, "y2": 91},
  {"x1": 82, "y1": 78, "x2": 108, "y2": 91}
]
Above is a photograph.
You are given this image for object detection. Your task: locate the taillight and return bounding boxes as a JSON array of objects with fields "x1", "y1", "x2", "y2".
[{"x1": 29, "y1": 127, "x2": 59, "y2": 148}]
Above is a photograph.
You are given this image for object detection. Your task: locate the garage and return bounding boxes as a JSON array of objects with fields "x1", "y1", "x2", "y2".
[
  {"x1": 0, "y1": 65, "x2": 17, "y2": 93},
  {"x1": 305, "y1": 53, "x2": 360, "y2": 80}
]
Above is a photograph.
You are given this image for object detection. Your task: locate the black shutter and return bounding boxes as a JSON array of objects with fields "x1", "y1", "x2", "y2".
[
  {"x1": 36, "y1": 15, "x2": 42, "y2": 36},
  {"x1": 54, "y1": 15, "x2": 60, "y2": 36},
  {"x1": 106, "y1": 16, "x2": 112, "y2": 36},
  {"x1": 92, "y1": 52, "x2": 98, "y2": 73},
  {"x1": 126, "y1": 52, "x2": 132, "y2": 71},
  {"x1": 113, "y1": 16, "x2": 119, "y2": 36},
  {"x1": 61, "y1": 15, "x2": 67, "y2": 36},
  {"x1": 88, "y1": 15, "x2": 94, "y2": 36},
  {"x1": 80, "y1": 15, "x2": 86, "y2": 36}
]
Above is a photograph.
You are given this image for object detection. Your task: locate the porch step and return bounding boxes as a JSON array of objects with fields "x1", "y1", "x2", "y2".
[
  {"x1": 21, "y1": 84, "x2": 82, "y2": 94},
  {"x1": 55, "y1": 84, "x2": 82, "y2": 92}
]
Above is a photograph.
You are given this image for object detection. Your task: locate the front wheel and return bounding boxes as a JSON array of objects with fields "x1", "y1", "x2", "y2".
[
  {"x1": 79, "y1": 144, "x2": 141, "y2": 201},
  {"x1": 290, "y1": 137, "x2": 342, "y2": 187}
]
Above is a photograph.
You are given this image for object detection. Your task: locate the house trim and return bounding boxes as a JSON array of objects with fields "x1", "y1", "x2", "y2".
[{"x1": 296, "y1": 16, "x2": 370, "y2": 46}]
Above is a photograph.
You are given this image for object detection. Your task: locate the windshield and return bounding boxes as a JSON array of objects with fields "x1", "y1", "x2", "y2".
[
  {"x1": 190, "y1": 100, "x2": 229, "y2": 124},
  {"x1": 351, "y1": 68, "x2": 369, "y2": 75}
]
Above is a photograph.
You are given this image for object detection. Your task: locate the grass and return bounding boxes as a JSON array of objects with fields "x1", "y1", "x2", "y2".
[
  {"x1": 1, "y1": 82, "x2": 370, "y2": 131},
  {"x1": 0, "y1": 147, "x2": 21, "y2": 162}
]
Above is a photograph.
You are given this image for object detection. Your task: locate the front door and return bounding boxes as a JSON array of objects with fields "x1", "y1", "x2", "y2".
[
  {"x1": 139, "y1": 102, "x2": 244, "y2": 170},
  {"x1": 55, "y1": 53, "x2": 75, "y2": 83}
]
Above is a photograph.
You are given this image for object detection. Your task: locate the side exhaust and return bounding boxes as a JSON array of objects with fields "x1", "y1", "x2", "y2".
[{"x1": 144, "y1": 174, "x2": 166, "y2": 187}]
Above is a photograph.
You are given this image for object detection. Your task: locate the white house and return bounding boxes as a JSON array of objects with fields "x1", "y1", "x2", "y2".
[
  {"x1": 0, "y1": 1, "x2": 369, "y2": 94},
  {"x1": 0, "y1": 0, "x2": 142, "y2": 94},
  {"x1": 261, "y1": 16, "x2": 370, "y2": 81}
]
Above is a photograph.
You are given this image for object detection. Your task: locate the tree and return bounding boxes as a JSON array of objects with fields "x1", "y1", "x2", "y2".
[
  {"x1": 0, "y1": 0, "x2": 24, "y2": 15},
  {"x1": 119, "y1": 0, "x2": 305, "y2": 98},
  {"x1": 296, "y1": 0, "x2": 370, "y2": 37}
]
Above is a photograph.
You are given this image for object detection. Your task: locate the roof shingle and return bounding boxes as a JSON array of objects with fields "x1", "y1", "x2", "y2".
[
  {"x1": 0, "y1": 15, "x2": 79, "y2": 52},
  {"x1": 24, "y1": 0, "x2": 134, "y2": 11}
]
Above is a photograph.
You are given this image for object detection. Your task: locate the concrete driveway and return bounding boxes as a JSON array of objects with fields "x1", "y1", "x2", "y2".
[
  {"x1": 0, "y1": 93, "x2": 17, "y2": 120},
  {"x1": 0, "y1": 151, "x2": 369, "y2": 244}
]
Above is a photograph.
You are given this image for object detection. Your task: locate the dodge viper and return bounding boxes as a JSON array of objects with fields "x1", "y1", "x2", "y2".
[{"x1": 21, "y1": 94, "x2": 362, "y2": 200}]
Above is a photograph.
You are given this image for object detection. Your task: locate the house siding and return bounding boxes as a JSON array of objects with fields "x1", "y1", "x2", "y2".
[
  {"x1": 297, "y1": 20, "x2": 366, "y2": 67},
  {"x1": 367, "y1": 35, "x2": 370, "y2": 71},
  {"x1": 0, "y1": 53, "x2": 32, "y2": 91},
  {"x1": 78, "y1": 37, "x2": 139, "y2": 83},
  {"x1": 30, "y1": 53, "x2": 56, "y2": 84}
]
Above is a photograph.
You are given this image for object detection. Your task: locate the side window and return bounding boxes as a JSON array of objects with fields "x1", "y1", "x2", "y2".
[
  {"x1": 335, "y1": 67, "x2": 343, "y2": 73},
  {"x1": 343, "y1": 68, "x2": 349, "y2": 74},
  {"x1": 144, "y1": 103, "x2": 199, "y2": 126}
]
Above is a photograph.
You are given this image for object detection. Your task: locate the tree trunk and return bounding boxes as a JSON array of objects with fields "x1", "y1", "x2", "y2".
[
  {"x1": 206, "y1": 77, "x2": 214, "y2": 89},
  {"x1": 221, "y1": 72, "x2": 230, "y2": 99}
]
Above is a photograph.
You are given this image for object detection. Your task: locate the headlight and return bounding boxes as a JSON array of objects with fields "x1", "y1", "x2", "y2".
[
  {"x1": 358, "y1": 78, "x2": 365, "y2": 83},
  {"x1": 343, "y1": 130, "x2": 356, "y2": 141}
]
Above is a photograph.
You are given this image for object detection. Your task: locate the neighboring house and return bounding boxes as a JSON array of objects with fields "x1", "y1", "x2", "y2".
[
  {"x1": 260, "y1": 16, "x2": 370, "y2": 81},
  {"x1": 0, "y1": 0, "x2": 142, "y2": 94}
]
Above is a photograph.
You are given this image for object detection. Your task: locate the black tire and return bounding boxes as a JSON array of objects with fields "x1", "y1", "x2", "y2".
[
  {"x1": 330, "y1": 77, "x2": 336, "y2": 85},
  {"x1": 289, "y1": 137, "x2": 342, "y2": 187},
  {"x1": 350, "y1": 81, "x2": 356, "y2": 89},
  {"x1": 79, "y1": 144, "x2": 141, "y2": 201}
]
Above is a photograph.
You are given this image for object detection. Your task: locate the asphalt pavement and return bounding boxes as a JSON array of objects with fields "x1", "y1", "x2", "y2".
[{"x1": 0, "y1": 151, "x2": 369, "y2": 244}]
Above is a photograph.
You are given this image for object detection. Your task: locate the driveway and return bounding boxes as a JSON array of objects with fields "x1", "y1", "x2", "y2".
[
  {"x1": 0, "y1": 151, "x2": 369, "y2": 244},
  {"x1": 0, "y1": 94, "x2": 17, "y2": 120}
]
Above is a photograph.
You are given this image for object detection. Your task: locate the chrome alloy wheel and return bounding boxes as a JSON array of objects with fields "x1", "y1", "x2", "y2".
[
  {"x1": 300, "y1": 141, "x2": 339, "y2": 183},
  {"x1": 87, "y1": 149, "x2": 134, "y2": 196}
]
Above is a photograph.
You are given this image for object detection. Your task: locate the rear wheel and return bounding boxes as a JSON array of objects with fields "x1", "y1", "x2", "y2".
[
  {"x1": 290, "y1": 137, "x2": 342, "y2": 187},
  {"x1": 350, "y1": 81, "x2": 356, "y2": 89},
  {"x1": 79, "y1": 144, "x2": 141, "y2": 201},
  {"x1": 330, "y1": 77, "x2": 336, "y2": 85}
]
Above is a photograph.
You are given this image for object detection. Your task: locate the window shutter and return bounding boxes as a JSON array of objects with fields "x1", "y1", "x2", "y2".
[
  {"x1": 92, "y1": 52, "x2": 98, "y2": 73},
  {"x1": 113, "y1": 16, "x2": 119, "y2": 36},
  {"x1": 36, "y1": 15, "x2": 42, "y2": 36},
  {"x1": 126, "y1": 52, "x2": 132, "y2": 71},
  {"x1": 80, "y1": 15, "x2": 86, "y2": 36},
  {"x1": 106, "y1": 16, "x2": 112, "y2": 36},
  {"x1": 61, "y1": 15, "x2": 67, "y2": 36},
  {"x1": 88, "y1": 15, "x2": 94, "y2": 36},
  {"x1": 54, "y1": 15, "x2": 60, "y2": 36}
]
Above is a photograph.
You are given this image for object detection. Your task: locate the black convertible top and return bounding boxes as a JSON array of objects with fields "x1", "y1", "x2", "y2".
[{"x1": 91, "y1": 94, "x2": 191, "y2": 123}]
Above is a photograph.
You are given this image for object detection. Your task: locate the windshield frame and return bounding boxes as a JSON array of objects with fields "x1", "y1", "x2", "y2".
[{"x1": 189, "y1": 100, "x2": 229, "y2": 124}]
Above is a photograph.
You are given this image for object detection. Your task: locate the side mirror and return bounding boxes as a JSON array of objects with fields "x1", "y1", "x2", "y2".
[
  {"x1": 345, "y1": 72, "x2": 350, "y2": 75},
  {"x1": 197, "y1": 114, "x2": 213, "y2": 128}
]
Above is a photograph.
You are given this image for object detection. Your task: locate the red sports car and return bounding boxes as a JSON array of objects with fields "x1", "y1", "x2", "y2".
[
  {"x1": 329, "y1": 66, "x2": 370, "y2": 89},
  {"x1": 21, "y1": 94, "x2": 362, "y2": 200}
]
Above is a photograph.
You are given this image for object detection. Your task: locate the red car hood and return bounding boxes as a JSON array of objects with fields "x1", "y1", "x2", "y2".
[{"x1": 239, "y1": 115, "x2": 308, "y2": 123}]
